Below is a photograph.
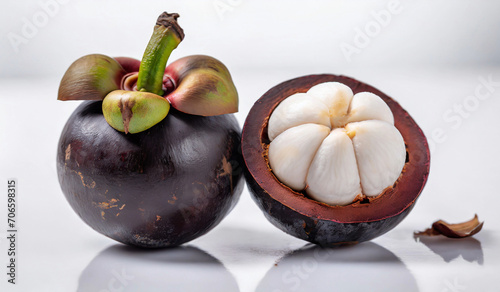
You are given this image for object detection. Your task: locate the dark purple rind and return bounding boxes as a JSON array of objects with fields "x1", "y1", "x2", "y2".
[
  {"x1": 242, "y1": 74, "x2": 430, "y2": 246},
  {"x1": 57, "y1": 101, "x2": 243, "y2": 248},
  {"x1": 245, "y1": 168, "x2": 414, "y2": 246}
]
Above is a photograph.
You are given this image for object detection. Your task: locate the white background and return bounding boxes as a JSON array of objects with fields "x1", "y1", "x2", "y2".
[{"x1": 1, "y1": 1, "x2": 499, "y2": 291}]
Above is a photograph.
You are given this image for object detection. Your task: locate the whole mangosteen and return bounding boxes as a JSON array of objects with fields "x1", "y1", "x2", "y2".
[{"x1": 56, "y1": 12, "x2": 243, "y2": 248}]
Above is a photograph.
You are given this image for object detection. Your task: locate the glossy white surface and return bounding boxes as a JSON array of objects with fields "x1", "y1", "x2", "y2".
[
  {"x1": 1, "y1": 66, "x2": 499, "y2": 292},
  {"x1": 1, "y1": 1, "x2": 500, "y2": 291}
]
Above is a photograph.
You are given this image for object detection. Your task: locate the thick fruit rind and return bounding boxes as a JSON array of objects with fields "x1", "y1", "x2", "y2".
[
  {"x1": 242, "y1": 74, "x2": 430, "y2": 246},
  {"x1": 57, "y1": 101, "x2": 244, "y2": 248}
]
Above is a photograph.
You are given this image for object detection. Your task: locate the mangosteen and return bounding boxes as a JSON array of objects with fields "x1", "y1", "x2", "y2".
[
  {"x1": 56, "y1": 12, "x2": 243, "y2": 248},
  {"x1": 242, "y1": 74, "x2": 430, "y2": 246},
  {"x1": 57, "y1": 103, "x2": 243, "y2": 248}
]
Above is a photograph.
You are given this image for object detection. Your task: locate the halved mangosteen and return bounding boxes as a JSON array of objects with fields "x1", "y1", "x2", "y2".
[{"x1": 242, "y1": 74, "x2": 430, "y2": 246}]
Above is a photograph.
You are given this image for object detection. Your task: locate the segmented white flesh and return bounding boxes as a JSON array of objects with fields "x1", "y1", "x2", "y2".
[
  {"x1": 345, "y1": 120, "x2": 406, "y2": 197},
  {"x1": 306, "y1": 128, "x2": 362, "y2": 206},
  {"x1": 267, "y1": 93, "x2": 330, "y2": 141},
  {"x1": 267, "y1": 82, "x2": 406, "y2": 206},
  {"x1": 268, "y1": 123, "x2": 330, "y2": 191}
]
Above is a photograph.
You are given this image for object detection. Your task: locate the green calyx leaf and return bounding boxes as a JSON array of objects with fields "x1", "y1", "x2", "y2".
[
  {"x1": 102, "y1": 90, "x2": 170, "y2": 134},
  {"x1": 99, "y1": 12, "x2": 182, "y2": 134},
  {"x1": 58, "y1": 54, "x2": 125, "y2": 101}
]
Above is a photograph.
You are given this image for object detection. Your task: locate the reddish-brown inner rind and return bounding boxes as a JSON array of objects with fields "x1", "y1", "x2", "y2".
[{"x1": 242, "y1": 74, "x2": 430, "y2": 224}]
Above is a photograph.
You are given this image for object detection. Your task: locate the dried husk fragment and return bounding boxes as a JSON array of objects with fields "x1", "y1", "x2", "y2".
[{"x1": 415, "y1": 214, "x2": 484, "y2": 238}]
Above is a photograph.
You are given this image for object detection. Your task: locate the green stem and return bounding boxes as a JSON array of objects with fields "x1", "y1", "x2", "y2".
[{"x1": 136, "y1": 12, "x2": 184, "y2": 96}]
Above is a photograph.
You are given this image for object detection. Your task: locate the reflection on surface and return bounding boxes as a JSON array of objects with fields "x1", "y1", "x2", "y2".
[
  {"x1": 194, "y1": 226, "x2": 306, "y2": 259},
  {"x1": 256, "y1": 242, "x2": 418, "y2": 292},
  {"x1": 78, "y1": 245, "x2": 239, "y2": 292},
  {"x1": 415, "y1": 235, "x2": 484, "y2": 264}
]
